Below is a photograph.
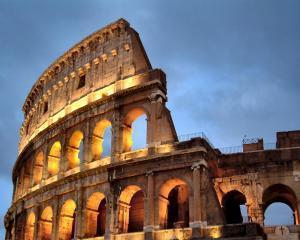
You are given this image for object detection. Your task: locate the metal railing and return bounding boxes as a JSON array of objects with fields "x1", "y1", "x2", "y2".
[
  {"x1": 218, "y1": 142, "x2": 276, "y2": 154},
  {"x1": 178, "y1": 132, "x2": 277, "y2": 154},
  {"x1": 177, "y1": 132, "x2": 215, "y2": 149}
]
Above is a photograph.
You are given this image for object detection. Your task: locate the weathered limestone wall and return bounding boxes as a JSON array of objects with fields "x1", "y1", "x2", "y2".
[{"x1": 5, "y1": 19, "x2": 300, "y2": 240}]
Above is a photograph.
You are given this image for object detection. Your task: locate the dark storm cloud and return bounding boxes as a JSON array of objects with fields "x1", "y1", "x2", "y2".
[{"x1": 0, "y1": 0, "x2": 299, "y2": 237}]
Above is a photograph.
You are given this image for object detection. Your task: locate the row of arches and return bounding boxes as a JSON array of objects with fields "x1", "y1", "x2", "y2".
[
  {"x1": 23, "y1": 178, "x2": 190, "y2": 240},
  {"x1": 221, "y1": 184, "x2": 299, "y2": 225},
  {"x1": 16, "y1": 109, "x2": 148, "y2": 199}
]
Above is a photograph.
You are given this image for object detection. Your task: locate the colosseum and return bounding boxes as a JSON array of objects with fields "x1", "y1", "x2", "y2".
[{"x1": 4, "y1": 18, "x2": 300, "y2": 240}]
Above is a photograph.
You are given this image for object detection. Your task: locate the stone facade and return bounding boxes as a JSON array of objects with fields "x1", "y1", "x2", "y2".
[{"x1": 4, "y1": 19, "x2": 300, "y2": 240}]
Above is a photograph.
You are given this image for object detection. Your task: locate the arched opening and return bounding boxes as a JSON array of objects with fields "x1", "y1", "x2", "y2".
[
  {"x1": 264, "y1": 203, "x2": 294, "y2": 225},
  {"x1": 159, "y1": 178, "x2": 189, "y2": 229},
  {"x1": 40, "y1": 206, "x2": 53, "y2": 240},
  {"x1": 122, "y1": 108, "x2": 147, "y2": 152},
  {"x1": 24, "y1": 212, "x2": 35, "y2": 240},
  {"x1": 67, "y1": 131, "x2": 84, "y2": 169},
  {"x1": 33, "y1": 151, "x2": 44, "y2": 185},
  {"x1": 59, "y1": 199, "x2": 77, "y2": 240},
  {"x1": 92, "y1": 119, "x2": 112, "y2": 160},
  {"x1": 118, "y1": 185, "x2": 144, "y2": 233},
  {"x1": 222, "y1": 190, "x2": 247, "y2": 224},
  {"x1": 48, "y1": 141, "x2": 61, "y2": 176},
  {"x1": 263, "y1": 184, "x2": 298, "y2": 225},
  {"x1": 85, "y1": 192, "x2": 106, "y2": 237}
]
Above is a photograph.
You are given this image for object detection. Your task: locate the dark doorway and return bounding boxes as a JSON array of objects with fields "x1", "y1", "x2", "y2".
[
  {"x1": 96, "y1": 199, "x2": 106, "y2": 236},
  {"x1": 128, "y1": 190, "x2": 144, "y2": 232},
  {"x1": 222, "y1": 190, "x2": 246, "y2": 224}
]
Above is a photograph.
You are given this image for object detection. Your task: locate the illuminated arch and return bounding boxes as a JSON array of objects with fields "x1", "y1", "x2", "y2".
[
  {"x1": 24, "y1": 212, "x2": 35, "y2": 240},
  {"x1": 85, "y1": 192, "x2": 106, "y2": 237},
  {"x1": 92, "y1": 119, "x2": 112, "y2": 160},
  {"x1": 67, "y1": 130, "x2": 84, "y2": 169},
  {"x1": 159, "y1": 178, "x2": 189, "y2": 229},
  {"x1": 48, "y1": 141, "x2": 61, "y2": 176},
  {"x1": 39, "y1": 206, "x2": 53, "y2": 240},
  {"x1": 221, "y1": 190, "x2": 247, "y2": 224},
  {"x1": 122, "y1": 108, "x2": 147, "y2": 152},
  {"x1": 262, "y1": 184, "x2": 298, "y2": 225},
  {"x1": 59, "y1": 199, "x2": 77, "y2": 240},
  {"x1": 33, "y1": 151, "x2": 44, "y2": 185},
  {"x1": 118, "y1": 185, "x2": 145, "y2": 233}
]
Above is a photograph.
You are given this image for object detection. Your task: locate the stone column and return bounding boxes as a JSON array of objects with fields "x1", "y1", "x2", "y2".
[
  {"x1": 250, "y1": 204, "x2": 264, "y2": 226},
  {"x1": 33, "y1": 206, "x2": 40, "y2": 240},
  {"x1": 118, "y1": 202, "x2": 131, "y2": 233},
  {"x1": 59, "y1": 135, "x2": 67, "y2": 178},
  {"x1": 105, "y1": 194, "x2": 114, "y2": 240},
  {"x1": 52, "y1": 197, "x2": 60, "y2": 240},
  {"x1": 42, "y1": 144, "x2": 49, "y2": 182},
  {"x1": 75, "y1": 186, "x2": 84, "y2": 239},
  {"x1": 14, "y1": 177, "x2": 19, "y2": 202},
  {"x1": 29, "y1": 158, "x2": 35, "y2": 188},
  {"x1": 82, "y1": 122, "x2": 91, "y2": 166},
  {"x1": 111, "y1": 107, "x2": 122, "y2": 162},
  {"x1": 84, "y1": 135, "x2": 94, "y2": 164},
  {"x1": 190, "y1": 160, "x2": 207, "y2": 239},
  {"x1": 145, "y1": 171, "x2": 154, "y2": 240}
]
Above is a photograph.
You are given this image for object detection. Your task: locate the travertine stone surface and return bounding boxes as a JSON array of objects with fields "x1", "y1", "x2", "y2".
[{"x1": 4, "y1": 19, "x2": 300, "y2": 240}]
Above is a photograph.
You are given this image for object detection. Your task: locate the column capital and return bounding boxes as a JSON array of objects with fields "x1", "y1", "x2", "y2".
[
  {"x1": 146, "y1": 171, "x2": 154, "y2": 176},
  {"x1": 191, "y1": 159, "x2": 208, "y2": 170}
]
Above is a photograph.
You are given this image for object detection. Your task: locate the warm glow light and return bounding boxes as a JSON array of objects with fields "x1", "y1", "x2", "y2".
[
  {"x1": 19, "y1": 74, "x2": 146, "y2": 154},
  {"x1": 122, "y1": 108, "x2": 146, "y2": 153},
  {"x1": 92, "y1": 119, "x2": 111, "y2": 160},
  {"x1": 59, "y1": 199, "x2": 77, "y2": 240},
  {"x1": 33, "y1": 151, "x2": 44, "y2": 184},
  {"x1": 85, "y1": 192, "x2": 106, "y2": 237},
  {"x1": 210, "y1": 227, "x2": 222, "y2": 239},
  {"x1": 40, "y1": 206, "x2": 53, "y2": 240},
  {"x1": 25, "y1": 212, "x2": 35, "y2": 240},
  {"x1": 48, "y1": 141, "x2": 61, "y2": 176},
  {"x1": 67, "y1": 130, "x2": 84, "y2": 169}
]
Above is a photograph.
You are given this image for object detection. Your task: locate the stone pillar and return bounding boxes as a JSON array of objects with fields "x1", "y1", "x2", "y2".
[
  {"x1": 29, "y1": 158, "x2": 35, "y2": 188},
  {"x1": 82, "y1": 122, "x2": 91, "y2": 166},
  {"x1": 75, "y1": 187, "x2": 84, "y2": 239},
  {"x1": 59, "y1": 135, "x2": 68, "y2": 178},
  {"x1": 33, "y1": 206, "x2": 40, "y2": 240},
  {"x1": 190, "y1": 160, "x2": 207, "y2": 239},
  {"x1": 147, "y1": 98, "x2": 162, "y2": 147},
  {"x1": 249, "y1": 204, "x2": 264, "y2": 226},
  {"x1": 111, "y1": 107, "x2": 122, "y2": 162},
  {"x1": 84, "y1": 135, "x2": 94, "y2": 163},
  {"x1": 157, "y1": 196, "x2": 169, "y2": 229},
  {"x1": 145, "y1": 171, "x2": 154, "y2": 240},
  {"x1": 14, "y1": 177, "x2": 19, "y2": 202},
  {"x1": 105, "y1": 194, "x2": 114, "y2": 240},
  {"x1": 52, "y1": 197, "x2": 60, "y2": 240},
  {"x1": 118, "y1": 202, "x2": 131, "y2": 233},
  {"x1": 82, "y1": 209, "x2": 98, "y2": 238},
  {"x1": 42, "y1": 145, "x2": 49, "y2": 182}
]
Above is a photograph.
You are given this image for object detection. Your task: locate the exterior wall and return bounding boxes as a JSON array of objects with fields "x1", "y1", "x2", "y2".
[{"x1": 4, "y1": 18, "x2": 300, "y2": 240}]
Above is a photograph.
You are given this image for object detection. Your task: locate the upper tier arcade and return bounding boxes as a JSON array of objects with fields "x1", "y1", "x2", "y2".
[
  {"x1": 19, "y1": 18, "x2": 155, "y2": 154},
  {"x1": 12, "y1": 18, "x2": 180, "y2": 202}
]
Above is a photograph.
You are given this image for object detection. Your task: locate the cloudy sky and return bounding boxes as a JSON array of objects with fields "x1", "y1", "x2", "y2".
[{"x1": 0, "y1": 0, "x2": 299, "y2": 237}]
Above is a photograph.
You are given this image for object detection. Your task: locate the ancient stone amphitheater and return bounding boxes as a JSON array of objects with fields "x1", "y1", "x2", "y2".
[{"x1": 4, "y1": 19, "x2": 300, "y2": 240}]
